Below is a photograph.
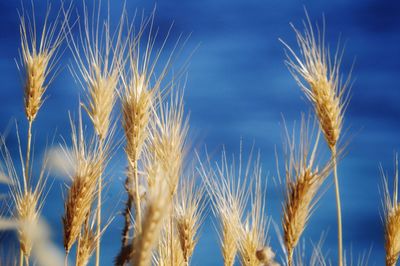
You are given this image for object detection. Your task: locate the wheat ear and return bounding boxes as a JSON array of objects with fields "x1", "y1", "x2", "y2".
[
  {"x1": 119, "y1": 15, "x2": 179, "y2": 245},
  {"x1": 19, "y1": 3, "x2": 68, "y2": 198},
  {"x1": 174, "y1": 172, "x2": 206, "y2": 264},
  {"x1": 199, "y1": 148, "x2": 251, "y2": 266},
  {"x1": 234, "y1": 159, "x2": 278, "y2": 266},
  {"x1": 62, "y1": 114, "x2": 104, "y2": 254},
  {"x1": 280, "y1": 117, "x2": 332, "y2": 266},
  {"x1": 281, "y1": 14, "x2": 350, "y2": 265},
  {"x1": 382, "y1": 156, "x2": 400, "y2": 266}
]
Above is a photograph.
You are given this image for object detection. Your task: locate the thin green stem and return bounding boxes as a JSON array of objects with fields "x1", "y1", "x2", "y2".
[{"x1": 332, "y1": 146, "x2": 343, "y2": 266}]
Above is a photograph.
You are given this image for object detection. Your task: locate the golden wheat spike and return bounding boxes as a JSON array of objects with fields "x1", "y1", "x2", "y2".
[
  {"x1": 280, "y1": 16, "x2": 349, "y2": 150},
  {"x1": 280, "y1": 117, "x2": 332, "y2": 266},
  {"x1": 234, "y1": 161, "x2": 278, "y2": 266},
  {"x1": 199, "y1": 148, "x2": 253, "y2": 266},
  {"x1": 19, "y1": 3, "x2": 68, "y2": 123},
  {"x1": 174, "y1": 171, "x2": 206, "y2": 264},
  {"x1": 62, "y1": 113, "x2": 104, "y2": 254},
  {"x1": 382, "y1": 156, "x2": 400, "y2": 266},
  {"x1": 66, "y1": 2, "x2": 126, "y2": 141}
]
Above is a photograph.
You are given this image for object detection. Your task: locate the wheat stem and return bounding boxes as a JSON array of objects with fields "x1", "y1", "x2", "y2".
[
  {"x1": 121, "y1": 174, "x2": 133, "y2": 247},
  {"x1": 133, "y1": 160, "x2": 142, "y2": 233},
  {"x1": 95, "y1": 138, "x2": 104, "y2": 266},
  {"x1": 288, "y1": 249, "x2": 293, "y2": 266},
  {"x1": 19, "y1": 249, "x2": 24, "y2": 266},
  {"x1": 65, "y1": 252, "x2": 69, "y2": 266},
  {"x1": 332, "y1": 146, "x2": 343, "y2": 266},
  {"x1": 24, "y1": 120, "x2": 32, "y2": 190}
]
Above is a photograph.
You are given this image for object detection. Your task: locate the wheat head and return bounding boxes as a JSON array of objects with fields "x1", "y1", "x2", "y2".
[
  {"x1": 199, "y1": 149, "x2": 251, "y2": 266},
  {"x1": 281, "y1": 117, "x2": 332, "y2": 265},
  {"x1": 383, "y1": 157, "x2": 400, "y2": 266},
  {"x1": 174, "y1": 172, "x2": 205, "y2": 263},
  {"x1": 280, "y1": 16, "x2": 350, "y2": 150},
  {"x1": 76, "y1": 218, "x2": 97, "y2": 266},
  {"x1": 235, "y1": 162, "x2": 278, "y2": 266},
  {"x1": 19, "y1": 4, "x2": 67, "y2": 122},
  {"x1": 62, "y1": 115, "x2": 103, "y2": 253}
]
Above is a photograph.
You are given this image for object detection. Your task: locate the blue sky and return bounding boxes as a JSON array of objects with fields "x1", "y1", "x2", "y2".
[{"x1": 1, "y1": 0, "x2": 400, "y2": 265}]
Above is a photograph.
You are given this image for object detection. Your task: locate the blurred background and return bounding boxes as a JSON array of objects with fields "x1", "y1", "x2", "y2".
[{"x1": 1, "y1": 0, "x2": 400, "y2": 265}]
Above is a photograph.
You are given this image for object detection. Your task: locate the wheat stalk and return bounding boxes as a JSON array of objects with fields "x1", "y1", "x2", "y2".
[
  {"x1": 0, "y1": 136, "x2": 48, "y2": 265},
  {"x1": 382, "y1": 156, "x2": 400, "y2": 266},
  {"x1": 280, "y1": 117, "x2": 332, "y2": 266},
  {"x1": 129, "y1": 153, "x2": 172, "y2": 266},
  {"x1": 19, "y1": 4, "x2": 66, "y2": 124},
  {"x1": 66, "y1": 3, "x2": 127, "y2": 264},
  {"x1": 119, "y1": 14, "x2": 181, "y2": 244},
  {"x1": 280, "y1": 13, "x2": 351, "y2": 265}
]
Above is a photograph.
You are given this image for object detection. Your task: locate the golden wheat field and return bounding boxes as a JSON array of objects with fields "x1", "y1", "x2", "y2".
[{"x1": 0, "y1": 1, "x2": 399, "y2": 266}]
